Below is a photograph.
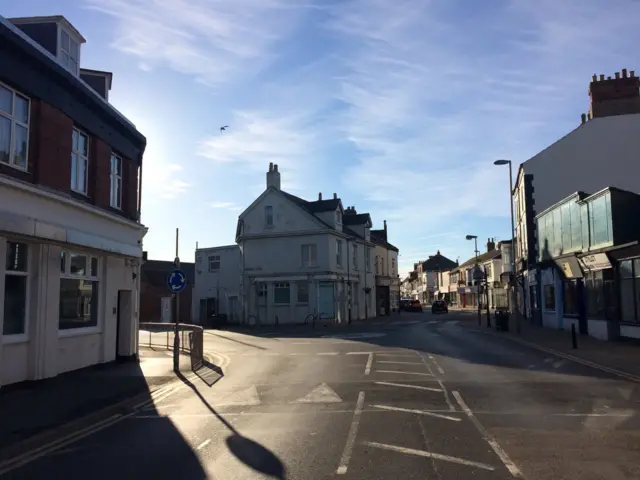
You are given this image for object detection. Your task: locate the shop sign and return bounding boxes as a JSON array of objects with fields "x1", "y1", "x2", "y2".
[{"x1": 579, "y1": 253, "x2": 611, "y2": 272}]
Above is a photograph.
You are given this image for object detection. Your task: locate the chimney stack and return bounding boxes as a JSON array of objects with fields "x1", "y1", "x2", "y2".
[
  {"x1": 384, "y1": 220, "x2": 387, "y2": 234},
  {"x1": 266, "y1": 163, "x2": 281, "y2": 190},
  {"x1": 318, "y1": 192, "x2": 322, "y2": 200},
  {"x1": 333, "y1": 193, "x2": 337, "y2": 199},
  {"x1": 487, "y1": 238, "x2": 496, "y2": 252},
  {"x1": 589, "y1": 69, "x2": 640, "y2": 119},
  {"x1": 581, "y1": 113, "x2": 587, "y2": 124}
]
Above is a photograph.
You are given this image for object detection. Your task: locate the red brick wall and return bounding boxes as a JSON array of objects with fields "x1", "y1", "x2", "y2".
[
  {"x1": 140, "y1": 284, "x2": 193, "y2": 323},
  {"x1": 33, "y1": 100, "x2": 73, "y2": 192},
  {"x1": 123, "y1": 157, "x2": 139, "y2": 220},
  {"x1": 90, "y1": 137, "x2": 111, "y2": 208}
]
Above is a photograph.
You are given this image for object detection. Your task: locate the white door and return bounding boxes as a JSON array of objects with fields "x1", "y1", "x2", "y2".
[
  {"x1": 161, "y1": 297, "x2": 172, "y2": 323},
  {"x1": 318, "y1": 282, "x2": 335, "y2": 319}
]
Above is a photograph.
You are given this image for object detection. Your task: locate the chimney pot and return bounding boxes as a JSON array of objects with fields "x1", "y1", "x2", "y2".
[
  {"x1": 333, "y1": 193, "x2": 337, "y2": 199},
  {"x1": 274, "y1": 164, "x2": 278, "y2": 172},
  {"x1": 318, "y1": 192, "x2": 322, "y2": 200},
  {"x1": 581, "y1": 113, "x2": 586, "y2": 124},
  {"x1": 269, "y1": 162, "x2": 273, "y2": 172},
  {"x1": 631, "y1": 71, "x2": 636, "y2": 78},
  {"x1": 607, "y1": 76, "x2": 612, "y2": 80},
  {"x1": 599, "y1": 74, "x2": 605, "y2": 81},
  {"x1": 266, "y1": 162, "x2": 281, "y2": 190},
  {"x1": 615, "y1": 72, "x2": 620, "y2": 79},
  {"x1": 622, "y1": 68, "x2": 628, "y2": 78},
  {"x1": 592, "y1": 74, "x2": 597, "y2": 82}
]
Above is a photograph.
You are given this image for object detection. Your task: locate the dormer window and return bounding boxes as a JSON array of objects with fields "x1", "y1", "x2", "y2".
[
  {"x1": 336, "y1": 210, "x2": 342, "y2": 224},
  {"x1": 59, "y1": 28, "x2": 80, "y2": 75}
]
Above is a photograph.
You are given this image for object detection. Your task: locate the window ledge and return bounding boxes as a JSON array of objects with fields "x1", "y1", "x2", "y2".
[
  {"x1": 58, "y1": 326, "x2": 101, "y2": 338},
  {"x1": 2, "y1": 334, "x2": 29, "y2": 344},
  {"x1": 0, "y1": 161, "x2": 30, "y2": 174}
]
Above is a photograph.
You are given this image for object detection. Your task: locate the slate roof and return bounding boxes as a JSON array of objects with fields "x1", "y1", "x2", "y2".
[
  {"x1": 420, "y1": 252, "x2": 458, "y2": 272},
  {"x1": 343, "y1": 213, "x2": 371, "y2": 226},
  {"x1": 370, "y1": 230, "x2": 399, "y2": 252},
  {"x1": 281, "y1": 191, "x2": 340, "y2": 213},
  {"x1": 450, "y1": 249, "x2": 501, "y2": 273},
  {"x1": 142, "y1": 260, "x2": 195, "y2": 288}
]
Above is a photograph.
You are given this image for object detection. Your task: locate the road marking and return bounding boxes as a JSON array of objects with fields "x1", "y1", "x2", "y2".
[
  {"x1": 552, "y1": 360, "x2": 565, "y2": 369},
  {"x1": 336, "y1": 391, "x2": 365, "y2": 475},
  {"x1": 427, "y1": 320, "x2": 439, "y2": 324},
  {"x1": 317, "y1": 352, "x2": 340, "y2": 356},
  {"x1": 287, "y1": 352, "x2": 306, "y2": 356},
  {"x1": 427, "y1": 355, "x2": 445, "y2": 375},
  {"x1": 374, "y1": 381, "x2": 442, "y2": 392},
  {"x1": 373, "y1": 353, "x2": 417, "y2": 357},
  {"x1": 364, "y1": 353, "x2": 373, "y2": 375},
  {"x1": 291, "y1": 342, "x2": 313, "y2": 345},
  {"x1": 376, "y1": 370, "x2": 433, "y2": 376},
  {"x1": 214, "y1": 386, "x2": 261, "y2": 407},
  {"x1": 376, "y1": 360, "x2": 423, "y2": 365},
  {"x1": 363, "y1": 442, "x2": 495, "y2": 471},
  {"x1": 346, "y1": 351, "x2": 372, "y2": 355},
  {"x1": 263, "y1": 352, "x2": 281, "y2": 356},
  {"x1": 291, "y1": 383, "x2": 342, "y2": 404},
  {"x1": 543, "y1": 357, "x2": 553, "y2": 363},
  {"x1": 372, "y1": 404, "x2": 461, "y2": 421},
  {"x1": 437, "y1": 379, "x2": 456, "y2": 412},
  {"x1": 453, "y1": 391, "x2": 525, "y2": 478},
  {"x1": 197, "y1": 439, "x2": 211, "y2": 450}
]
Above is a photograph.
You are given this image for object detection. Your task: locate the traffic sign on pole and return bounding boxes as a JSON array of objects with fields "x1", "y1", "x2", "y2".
[{"x1": 167, "y1": 269, "x2": 187, "y2": 293}]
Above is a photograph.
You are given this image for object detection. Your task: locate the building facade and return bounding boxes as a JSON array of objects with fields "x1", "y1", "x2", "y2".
[
  {"x1": 513, "y1": 69, "x2": 640, "y2": 322},
  {"x1": 0, "y1": 16, "x2": 147, "y2": 387},
  {"x1": 140, "y1": 259, "x2": 194, "y2": 324},
  {"x1": 533, "y1": 187, "x2": 640, "y2": 340},
  {"x1": 371, "y1": 222, "x2": 400, "y2": 315}
]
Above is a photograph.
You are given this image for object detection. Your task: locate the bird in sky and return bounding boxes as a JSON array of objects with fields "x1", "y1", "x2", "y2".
[{"x1": 220, "y1": 125, "x2": 229, "y2": 134}]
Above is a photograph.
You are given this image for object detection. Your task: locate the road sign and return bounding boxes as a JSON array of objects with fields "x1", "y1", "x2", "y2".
[{"x1": 167, "y1": 269, "x2": 187, "y2": 293}]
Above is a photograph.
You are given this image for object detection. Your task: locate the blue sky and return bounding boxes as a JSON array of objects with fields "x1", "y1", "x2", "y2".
[{"x1": 5, "y1": 0, "x2": 640, "y2": 277}]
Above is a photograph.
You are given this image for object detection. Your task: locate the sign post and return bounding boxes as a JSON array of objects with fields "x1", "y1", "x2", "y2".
[{"x1": 167, "y1": 228, "x2": 187, "y2": 372}]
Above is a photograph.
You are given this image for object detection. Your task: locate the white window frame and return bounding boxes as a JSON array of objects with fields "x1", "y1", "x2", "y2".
[
  {"x1": 59, "y1": 250, "x2": 101, "y2": 337},
  {"x1": 58, "y1": 26, "x2": 80, "y2": 76},
  {"x1": 0, "y1": 81, "x2": 30, "y2": 172},
  {"x1": 336, "y1": 240, "x2": 343, "y2": 267},
  {"x1": 71, "y1": 127, "x2": 89, "y2": 194},
  {"x1": 2, "y1": 241, "x2": 31, "y2": 344},
  {"x1": 110, "y1": 153, "x2": 123, "y2": 209},
  {"x1": 265, "y1": 206, "x2": 274, "y2": 227},
  {"x1": 301, "y1": 244, "x2": 318, "y2": 267},
  {"x1": 273, "y1": 282, "x2": 290, "y2": 304},
  {"x1": 208, "y1": 255, "x2": 221, "y2": 272}
]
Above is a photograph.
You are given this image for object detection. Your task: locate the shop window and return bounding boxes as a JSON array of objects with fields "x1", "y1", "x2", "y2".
[
  {"x1": 59, "y1": 251, "x2": 100, "y2": 330},
  {"x1": 563, "y1": 280, "x2": 578, "y2": 315},
  {"x1": 543, "y1": 284, "x2": 555, "y2": 311},
  {"x1": 3, "y1": 242, "x2": 29, "y2": 336}
]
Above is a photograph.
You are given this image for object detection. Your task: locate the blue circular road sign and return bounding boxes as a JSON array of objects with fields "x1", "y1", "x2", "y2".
[{"x1": 167, "y1": 269, "x2": 187, "y2": 293}]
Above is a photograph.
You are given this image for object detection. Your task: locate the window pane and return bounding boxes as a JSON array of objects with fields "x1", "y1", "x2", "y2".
[
  {"x1": 587, "y1": 278, "x2": 605, "y2": 318},
  {"x1": 71, "y1": 152, "x2": 78, "y2": 189},
  {"x1": 72, "y1": 129, "x2": 78, "y2": 150},
  {"x1": 90, "y1": 257, "x2": 98, "y2": 277},
  {"x1": 69, "y1": 58, "x2": 78, "y2": 74},
  {"x1": 620, "y1": 278, "x2": 635, "y2": 323},
  {"x1": 78, "y1": 157, "x2": 87, "y2": 193},
  {"x1": 0, "y1": 85, "x2": 12, "y2": 114},
  {"x1": 544, "y1": 284, "x2": 555, "y2": 310},
  {"x1": 70, "y1": 253, "x2": 87, "y2": 275},
  {"x1": 61, "y1": 30, "x2": 70, "y2": 51},
  {"x1": 14, "y1": 95, "x2": 28, "y2": 123},
  {"x1": 61, "y1": 251, "x2": 67, "y2": 273},
  {"x1": 70, "y1": 39, "x2": 79, "y2": 60},
  {"x1": 61, "y1": 52, "x2": 70, "y2": 67},
  {"x1": 78, "y1": 133, "x2": 88, "y2": 156},
  {"x1": 634, "y1": 259, "x2": 640, "y2": 278},
  {"x1": 561, "y1": 203, "x2": 571, "y2": 251},
  {"x1": 3, "y1": 275, "x2": 27, "y2": 335},
  {"x1": 552, "y1": 209, "x2": 562, "y2": 255},
  {"x1": 0, "y1": 116, "x2": 10, "y2": 164},
  {"x1": 592, "y1": 196, "x2": 609, "y2": 245},
  {"x1": 13, "y1": 124, "x2": 28, "y2": 169},
  {"x1": 621, "y1": 260, "x2": 634, "y2": 278},
  {"x1": 274, "y1": 283, "x2": 290, "y2": 304},
  {"x1": 297, "y1": 282, "x2": 309, "y2": 303},
  {"x1": 6, "y1": 242, "x2": 28, "y2": 271},
  {"x1": 59, "y1": 278, "x2": 99, "y2": 330}
]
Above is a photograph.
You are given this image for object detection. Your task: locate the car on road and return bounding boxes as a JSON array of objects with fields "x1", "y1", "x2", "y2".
[
  {"x1": 405, "y1": 299, "x2": 423, "y2": 312},
  {"x1": 431, "y1": 300, "x2": 448, "y2": 314},
  {"x1": 399, "y1": 298, "x2": 412, "y2": 311}
]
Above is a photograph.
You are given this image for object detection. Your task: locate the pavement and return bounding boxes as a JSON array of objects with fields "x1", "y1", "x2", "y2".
[{"x1": 1, "y1": 311, "x2": 640, "y2": 479}]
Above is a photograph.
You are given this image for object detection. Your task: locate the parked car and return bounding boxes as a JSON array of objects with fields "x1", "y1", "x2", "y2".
[
  {"x1": 399, "y1": 298, "x2": 412, "y2": 311},
  {"x1": 431, "y1": 300, "x2": 448, "y2": 314},
  {"x1": 406, "y1": 299, "x2": 423, "y2": 312}
]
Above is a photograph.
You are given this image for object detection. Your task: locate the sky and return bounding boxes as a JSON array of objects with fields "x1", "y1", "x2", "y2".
[{"x1": 5, "y1": 0, "x2": 640, "y2": 278}]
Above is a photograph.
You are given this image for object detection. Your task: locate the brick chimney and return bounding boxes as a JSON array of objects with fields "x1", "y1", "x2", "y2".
[
  {"x1": 318, "y1": 192, "x2": 322, "y2": 200},
  {"x1": 487, "y1": 237, "x2": 496, "y2": 252},
  {"x1": 266, "y1": 163, "x2": 280, "y2": 190},
  {"x1": 589, "y1": 70, "x2": 640, "y2": 119},
  {"x1": 383, "y1": 220, "x2": 387, "y2": 234}
]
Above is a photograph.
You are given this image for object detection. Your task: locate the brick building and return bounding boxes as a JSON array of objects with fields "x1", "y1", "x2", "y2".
[
  {"x1": 0, "y1": 15, "x2": 147, "y2": 387},
  {"x1": 140, "y1": 259, "x2": 194, "y2": 324}
]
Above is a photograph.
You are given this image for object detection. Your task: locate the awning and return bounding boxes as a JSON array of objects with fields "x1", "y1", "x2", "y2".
[
  {"x1": 552, "y1": 255, "x2": 584, "y2": 279},
  {"x1": 578, "y1": 252, "x2": 612, "y2": 272}
]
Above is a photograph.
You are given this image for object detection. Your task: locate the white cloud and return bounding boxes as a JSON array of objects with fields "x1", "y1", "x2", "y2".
[
  {"x1": 85, "y1": 0, "x2": 310, "y2": 85},
  {"x1": 143, "y1": 162, "x2": 190, "y2": 202},
  {"x1": 209, "y1": 201, "x2": 235, "y2": 209}
]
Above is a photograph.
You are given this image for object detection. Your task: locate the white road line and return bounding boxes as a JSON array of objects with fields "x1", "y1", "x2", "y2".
[
  {"x1": 363, "y1": 442, "x2": 495, "y2": 471},
  {"x1": 553, "y1": 360, "x2": 565, "y2": 369},
  {"x1": 374, "y1": 381, "x2": 442, "y2": 392},
  {"x1": 197, "y1": 439, "x2": 211, "y2": 450},
  {"x1": 336, "y1": 391, "x2": 365, "y2": 475},
  {"x1": 438, "y1": 379, "x2": 456, "y2": 412},
  {"x1": 264, "y1": 352, "x2": 281, "y2": 356},
  {"x1": 376, "y1": 361, "x2": 423, "y2": 365},
  {"x1": 427, "y1": 320, "x2": 438, "y2": 324},
  {"x1": 376, "y1": 370, "x2": 433, "y2": 376},
  {"x1": 346, "y1": 351, "x2": 372, "y2": 355},
  {"x1": 317, "y1": 352, "x2": 340, "y2": 356},
  {"x1": 364, "y1": 353, "x2": 373, "y2": 375},
  {"x1": 453, "y1": 391, "x2": 525, "y2": 478},
  {"x1": 375, "y1": 353, "x2": 418, "y2": 357},
  {"x1": 291, "y1": 342, "x2": 312, "y2": 345},
  {"x1": 427, "y1": 354, "x2": 445, "y2": 375},
  {"x1": 372, "y1": 405, "x2": 461, "y2": 422},
  {"x1": 287, "y1": 352, "x2": 306, "y2": 356}
]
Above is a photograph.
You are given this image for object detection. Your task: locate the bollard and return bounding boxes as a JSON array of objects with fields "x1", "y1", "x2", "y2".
[{"x1": 571, "y1": 323, "x2": 578, "y2": 349}]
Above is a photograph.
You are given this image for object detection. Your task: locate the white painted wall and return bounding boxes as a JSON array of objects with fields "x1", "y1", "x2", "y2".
[{"x1": 193, "y1": 245, "x2": 242, "y2": 321}]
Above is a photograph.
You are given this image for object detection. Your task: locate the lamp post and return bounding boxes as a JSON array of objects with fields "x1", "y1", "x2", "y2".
[
  {"x1": 465, "y1": 234, "x2": 481, "y2": 325},
  {"x1": 494, "y1": 159, "x2": 519, "y2": 334}
]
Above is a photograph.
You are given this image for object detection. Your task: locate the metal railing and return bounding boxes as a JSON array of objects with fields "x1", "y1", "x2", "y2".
[{"x1": 139, "y1": 322, "x2": 204, "y2": 370}]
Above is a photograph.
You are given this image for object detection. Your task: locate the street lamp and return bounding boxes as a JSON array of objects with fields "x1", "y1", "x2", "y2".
[
  {"x1": 465, "y1": 235, "x2": 481, "y2": 325},
  {"x1": 494, "y1": 159, "x2": 519, "y2": 334}
]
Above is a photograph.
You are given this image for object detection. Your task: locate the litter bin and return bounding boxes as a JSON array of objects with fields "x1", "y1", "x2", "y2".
[{"x1": 494, "y1": 310, "x2": 510, "y2": 332}]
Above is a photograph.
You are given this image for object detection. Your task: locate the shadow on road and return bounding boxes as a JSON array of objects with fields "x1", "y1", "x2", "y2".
[{"x1": 177, "y1": 371, "x2": 287, "y2": 479}]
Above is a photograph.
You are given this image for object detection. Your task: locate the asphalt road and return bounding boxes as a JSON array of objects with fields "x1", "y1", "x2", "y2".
[{"x1": 2, "y1": 312, "x2": 640, "y2": 479}]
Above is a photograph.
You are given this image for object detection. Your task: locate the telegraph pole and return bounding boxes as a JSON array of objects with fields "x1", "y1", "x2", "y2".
[{"x1": 173, "y1": 228, "x2": 180, "y2": 372}]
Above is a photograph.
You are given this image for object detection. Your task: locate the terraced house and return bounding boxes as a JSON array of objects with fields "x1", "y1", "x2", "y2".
[{"x1": 0, "y1": 15, "x2": 147, "y2": 387}]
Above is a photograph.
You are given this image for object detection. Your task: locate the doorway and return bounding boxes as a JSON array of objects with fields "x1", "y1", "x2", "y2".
[
  {"x1": 161, "y1": 297, "x2": 172, "y2": 323},
  {"x1": 318, "y1": 281, "x2": 335, "y2": 319},
  {"x1": 116, "y1": 290, "x2": 133, "y2": 361}
]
